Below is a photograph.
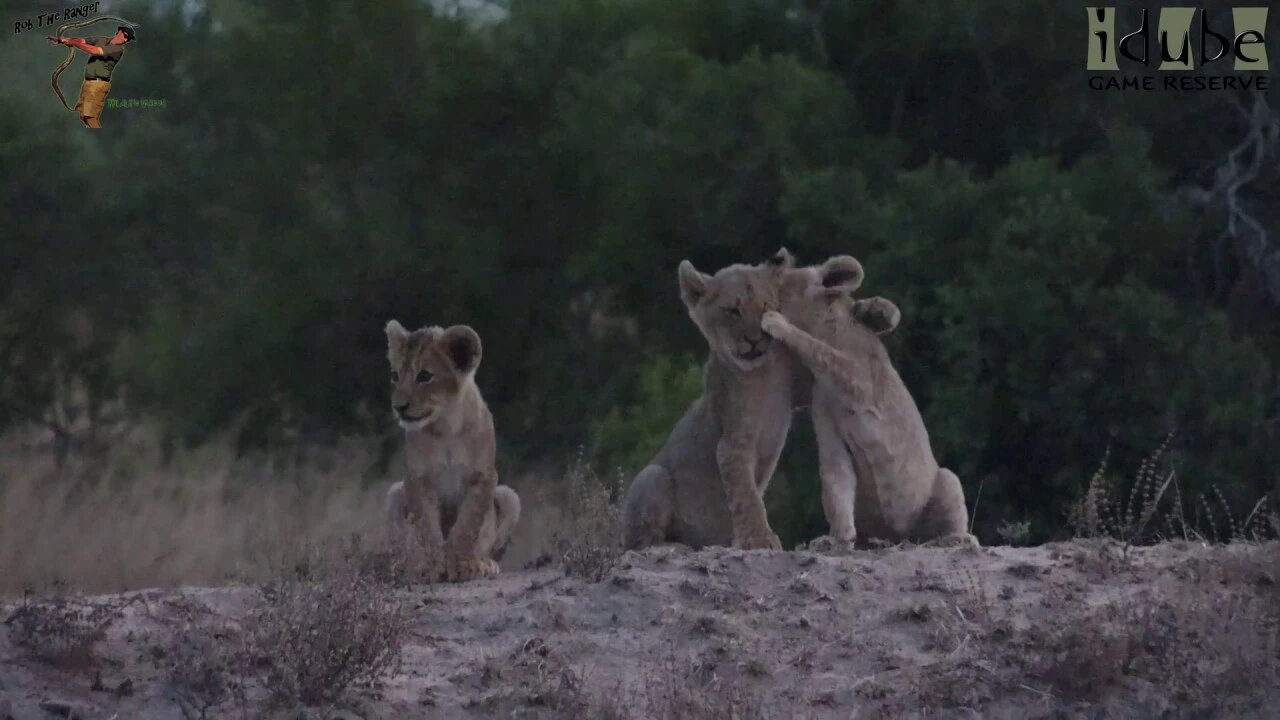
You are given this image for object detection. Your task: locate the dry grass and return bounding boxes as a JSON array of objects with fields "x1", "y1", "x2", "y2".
[
  {"x1": 1030, "y1": 582, "x2": 1279, "y2": 709},
  {"x1": 2, "y1": 583, "x2": 124, "y2": 668},
  {"x1": 1071, "y1": 434, "x2": 1278, "y2": 547},
  {"x1": 0, "y1": 421, "x2": 570, "y2": 595},
  {"x1": 1071, "y1": 435, "x2": 1176, "y2": 543},
  {"x1": 882, "y1": 544, "x2": 1280, "y2": 715},
  {"x1": 547, "y1": 453, "x2": 624, "y2": 582},
  {"x1": 152, "y1": 607, "x2": 248, "y2": 719},
  {"x1": 535, "y1": 646, "x2": 798, "y2": 720},
  {"x1": 0, "y1": 424, "x2": 393, "y2": 595},
  {"x1": 241, "y1": 560, "x2": 408, "y2": 708},
  {"x1": 139, "y1": 549, "x2": 410, "y2": 716}
]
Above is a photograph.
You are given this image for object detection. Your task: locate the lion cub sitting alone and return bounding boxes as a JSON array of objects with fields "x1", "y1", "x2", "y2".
[{"x1": 384, "y1": 320, "x2": 521, "y2": 582}]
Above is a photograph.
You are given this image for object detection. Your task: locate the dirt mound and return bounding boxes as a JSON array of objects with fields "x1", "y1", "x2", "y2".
[{"x1": 2, "y1": 541, "x2": 1277, "y2": 719}]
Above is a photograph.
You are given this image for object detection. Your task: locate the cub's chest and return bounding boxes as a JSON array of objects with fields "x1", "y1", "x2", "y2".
[{"x1": 407, "y1": 441, "x2": 476, "y2": 505}]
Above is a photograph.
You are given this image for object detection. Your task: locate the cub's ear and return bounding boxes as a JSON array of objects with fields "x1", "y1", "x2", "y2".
[
  {"x1": 807, "y1": 255, "x2": 865, "y2": 300},
  {"x1": 850, "y1": 297, "x2": 901, "y2": 335},
  {"x1": 438, "y1": 325, "x2": 482, "y2": 376},
  {"x1": 385, "y1": 319, "x2": 409, "y2": 358},
  {"x1": 678, "y1": 260, "x2": 714, "y2": 308},
  {"x1": 764, "y1": 247, "x2": 796, "y2": 270}
]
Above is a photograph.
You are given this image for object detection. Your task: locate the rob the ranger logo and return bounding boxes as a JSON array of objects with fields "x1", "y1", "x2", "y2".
[{"x1": 1087, "y1": 7, "x2": 1270, "y2": 90}]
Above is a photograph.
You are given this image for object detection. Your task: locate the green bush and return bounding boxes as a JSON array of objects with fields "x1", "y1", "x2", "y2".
[{"x1": 590, "y1": 355, "x2": 704, "y2": 477}]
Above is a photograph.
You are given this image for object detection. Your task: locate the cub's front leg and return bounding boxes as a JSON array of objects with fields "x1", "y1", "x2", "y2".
[
  {"x1": 716, "y1": 436, "x2": 782, "y2": 551},
  {"x1": 401, "y1": 476, "x2": 447, "y2": 582},
  {"x1": 443, "y1": 469, "x2": 501, "y2": 582},
  {"x1": 761, "y1": 311, "x2": 873, "y2": 407}
]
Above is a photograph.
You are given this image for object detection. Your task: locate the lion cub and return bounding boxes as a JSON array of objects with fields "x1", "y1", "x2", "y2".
[
  {"x1": 622, "y1": 254, "x2": 866, "y2": 551},
  {"x1": 621, "y1": 259, "x2": 791, "y2": 550},
  {"x1": 384, "y1": 320, "x2": 521, "y2": 582},
  {"x1": 765, "y1": 252, "x2": 977, "y2": 548}
]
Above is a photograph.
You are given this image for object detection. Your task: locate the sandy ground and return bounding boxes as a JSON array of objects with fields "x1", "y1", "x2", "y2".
[{"x1": 2, "y1": 540, "x2": 1278, "y2": 719}]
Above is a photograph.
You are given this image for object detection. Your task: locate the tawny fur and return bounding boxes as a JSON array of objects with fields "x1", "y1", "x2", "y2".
[
  {"x1": 384, "y1": 320, "x2": 521, "y2": 582},
  {"x1": 621, "y1": 259, "x2": 798, "y2": 551},
  {"x1": 621, "y1": 254, "x2": 876, "y2": 552},
  {"x1": 766, "y1": 252, "x2": 977, "y2": 548}
]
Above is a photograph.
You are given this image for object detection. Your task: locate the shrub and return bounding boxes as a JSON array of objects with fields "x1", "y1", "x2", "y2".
[
  {"x1": 241, "y1": 564, "x2": 407, "y2": 707},
  {"x1": 3, "y1": 585, "x2": 122, "y2": 668},
  {"x1": 1072, "y1": 434, "x2": 1279, "y2": 547},
  {"x1": 549, "y1": 454, "x2": 624, "y2": 583},
  {"x1": 589, "y1": 355, "x2": 703, "y2": 477},
  {"x1": 994, "y1": 520, "x2": 1032, "y2": 546},
  {"x1": 153, "y1": 610, "x2": 248, "y2": 720}
]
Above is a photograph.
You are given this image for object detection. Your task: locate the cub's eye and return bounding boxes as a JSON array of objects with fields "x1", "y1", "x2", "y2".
[
  {"x1": 722, "y1": 307, "x2": 741, "y2": 317},
  {"x1": 416, "y1": 370, "x2": 434, "y2": 384},
  {"x1": 389, "y1": 370, "x2": 400, "y2": 383}
]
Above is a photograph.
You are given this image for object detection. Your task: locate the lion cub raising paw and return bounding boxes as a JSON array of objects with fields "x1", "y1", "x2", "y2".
[
  {"x1": 763, "y1": 251, "x2": 977, "y2": 549},
  {"x1": 383, "y1": 320, "x2": 521, "y2": 583}
]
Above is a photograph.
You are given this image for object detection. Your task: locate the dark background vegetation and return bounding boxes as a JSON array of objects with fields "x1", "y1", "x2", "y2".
[{"x1": 3, "y1": 0, "x2": 1278, "y2": 545}]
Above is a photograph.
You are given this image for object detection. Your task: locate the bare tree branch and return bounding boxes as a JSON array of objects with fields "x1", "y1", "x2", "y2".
[{"x1": 1179, "y1": 93, "x2": 1280, "y2": 305}]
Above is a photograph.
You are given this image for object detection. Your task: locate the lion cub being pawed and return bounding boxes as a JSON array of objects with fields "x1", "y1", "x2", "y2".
[
  {"x1": 622, "y1": 253, "x2": 866, "y2": 551},
  {"x1": 765, "y1": 251, "x2": 977, "y2": 548},
  {"x1": 384, "y1": 320, "x2": 521, "y2": 582}
]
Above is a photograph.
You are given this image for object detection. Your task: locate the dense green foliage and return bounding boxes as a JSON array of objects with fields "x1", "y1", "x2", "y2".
[{"x1": 3, "y1": 0, "x2": 1278, "y2": 543}]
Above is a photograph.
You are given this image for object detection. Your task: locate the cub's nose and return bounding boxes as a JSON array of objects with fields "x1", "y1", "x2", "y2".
[{"x1": 393, "y1": 401, "x2": 409, "y2": 414}]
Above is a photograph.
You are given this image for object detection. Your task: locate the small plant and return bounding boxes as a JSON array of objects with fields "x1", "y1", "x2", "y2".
[
  {"x1": 994, "y1": 520, "x2": 1031, "y2": 546},
  {"x1": 550, "y1": 452, "x2": 624, "y2": 583},
  {"x1": 1073, "y1": 434, "x2": 1277, "y2": 547},
  {"x1": 1191, "y1": 487, "x2": 1278, "y2": 543},
  {"x1": 153, "y1": 611, "x2": 248, "y2": 719},
  {"x1": 241, "y1": 562, "x2": 407, "y2": 707},
  {"x1": 3, "y1": 584, "x2": 122, "y2": 668},
  {"x1": 1071, "y1": 435, "x2": 1175, "y2": 545}
]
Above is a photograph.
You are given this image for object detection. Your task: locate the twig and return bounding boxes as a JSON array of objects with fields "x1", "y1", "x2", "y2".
[
  {"x1": 969, "y1": 476, "x2": 985, "y2": 535},
  {"x1": 1241, "y1": 496, "x2": 1269, "y2": 539}
]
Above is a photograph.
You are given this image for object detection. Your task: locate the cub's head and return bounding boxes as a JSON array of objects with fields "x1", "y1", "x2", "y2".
[
  {"x1": 767, "y1": 248, "x2": 864, "y2": 321},
  {"x1": 678, "y1": 256, "x2": 790, "y2": 371},
  {"x1": 768, "y1": 248, "x2": 898, "y2": 334},
  {"x1": 384, "y1": 320, "x2": 482, "y2": 431},
  {"x1": 768, "y1": 247, "x2": 864, "y2": 306}
]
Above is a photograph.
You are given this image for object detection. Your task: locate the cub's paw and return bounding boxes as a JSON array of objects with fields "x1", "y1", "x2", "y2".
[
  {"x1": 805, "y1": 534, "x2": 855, "y2": 555},
  {"x1": 851, "y1": 297, "x2": 902, "y2": 336},
  {"x1": 445, "y1": 554, "x2": 500, "y2": 582},
  {"x1": 736, "y1": 530, "x2": 783, "y2": 551},
  {"x1": 928, "y1": 533, "x2": 980, "y2": 549},
  {"x1": 760, "y1": 311, "x2": 789, "y2": 336}
]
